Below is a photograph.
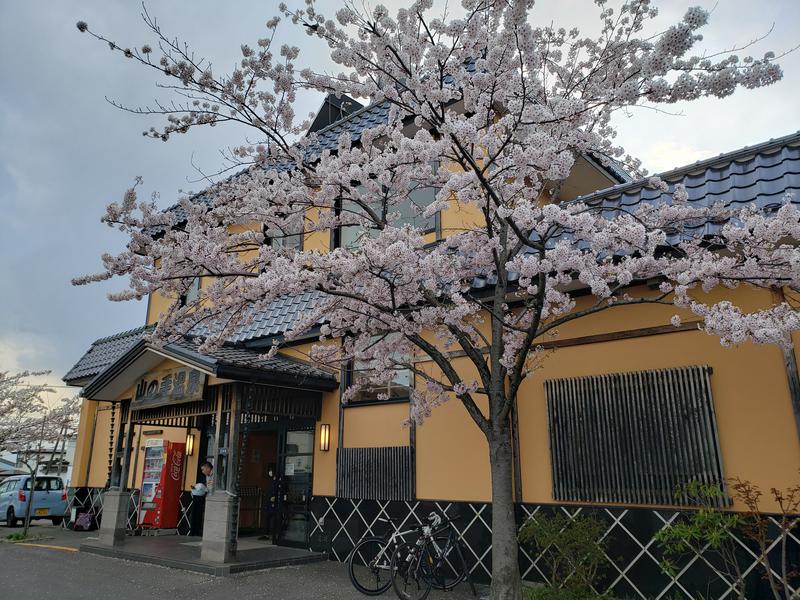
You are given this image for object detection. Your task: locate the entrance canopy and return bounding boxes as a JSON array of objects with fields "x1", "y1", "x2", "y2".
[{"x1": 78, "y1": 337, "x2": 337, "y2": 402}]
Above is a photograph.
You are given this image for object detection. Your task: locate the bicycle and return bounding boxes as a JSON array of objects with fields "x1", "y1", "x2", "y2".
[
  {"x1": 390, "y1": 512, "x2": 476, "y2": 600},
  {"x1": 347, "y1": 515, "x2": 425, "y2": 595}
]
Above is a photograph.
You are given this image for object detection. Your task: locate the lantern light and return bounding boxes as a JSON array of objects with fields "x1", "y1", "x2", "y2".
[
  {"x1": 186, "y1": 433, "x2": 195, "y2": 456},
  {"x1": 320, "y1": 424, "x2": 331, "y2": 452}
]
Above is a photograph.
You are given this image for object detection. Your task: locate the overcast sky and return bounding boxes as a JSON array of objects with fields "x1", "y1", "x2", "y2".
[{"x1": 1, "y1": 0, "x2": 798, "y2": 399}]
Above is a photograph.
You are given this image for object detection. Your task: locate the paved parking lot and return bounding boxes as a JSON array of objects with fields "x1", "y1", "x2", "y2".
[{"x1": 0, "y1": 522, "x2": 486, "y2": 600}]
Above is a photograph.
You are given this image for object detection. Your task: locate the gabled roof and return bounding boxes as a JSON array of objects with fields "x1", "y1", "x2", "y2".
[
  {"x1": 63, "y1": 325, "x2": 154, "y2": 383},
  {"x1": 64, "y1": 292, "x2": 325, "y2": 387},
  {"x1": 77, "y1": 335, "x2": 336, "y2": 400}
]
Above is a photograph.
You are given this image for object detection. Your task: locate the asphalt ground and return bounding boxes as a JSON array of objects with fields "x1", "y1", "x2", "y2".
[{"x1": 0, "y1": 522, "x2": 488, "y2": 600}]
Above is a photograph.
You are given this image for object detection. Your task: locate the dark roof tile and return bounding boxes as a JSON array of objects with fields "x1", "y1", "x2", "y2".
[{"x1": 63, "y1": 325, "x2": 154, "y2": 383}]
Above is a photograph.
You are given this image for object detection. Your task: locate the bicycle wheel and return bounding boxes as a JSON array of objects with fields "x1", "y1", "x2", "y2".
[
  {"x1": 348, "y1": 537, "x2": 394, "y2": 596},
  {"x1": 390, "y1": 542, "x2": 433, "y2": 600},
  {"x1": 424, "y1": 536, "x2": 468, "y2": 590}
]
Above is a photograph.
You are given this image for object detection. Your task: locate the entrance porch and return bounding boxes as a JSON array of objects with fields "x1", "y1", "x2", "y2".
[
  {"x1": 81, "y1": 533, "x2": 326, "y2": 576},
  {"x1": 75, "y1": 339, "x2": 336, "y2": 569}
]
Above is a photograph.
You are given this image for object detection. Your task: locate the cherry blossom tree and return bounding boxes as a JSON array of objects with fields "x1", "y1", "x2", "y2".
[
  {"x1": 0, "y1": 371, "x2": 79, "y2": 533},
  {"x1": 74, "y1": 2, "x2": 800, "y2": 597},
  {"x1": 0, "y1": 371, "x2": 52, "y2": 452}
]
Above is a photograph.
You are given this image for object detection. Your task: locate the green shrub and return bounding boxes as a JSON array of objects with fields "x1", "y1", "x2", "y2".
[{"x1": 518, "y1": 512, "x2": 609, "y2": 597}]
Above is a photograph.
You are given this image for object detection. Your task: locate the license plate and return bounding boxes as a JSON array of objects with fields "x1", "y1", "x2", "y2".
[{"x1": 34, "y1": 508, "x2": 48, "y2": 516}]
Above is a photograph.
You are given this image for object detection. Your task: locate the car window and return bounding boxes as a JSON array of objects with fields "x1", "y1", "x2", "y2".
[
  {"x1": 0, "y1": 481, "x2": 8, "y2": 493},
  {"x1": 6, "y1": 480, "x2": 18, "y2": 491},
  {"x1": 23, "y1": 479, "x2": 48, "y2": 491},
  {"x1": 48, "y1": 478, "x2": 63, "y2": 491}
]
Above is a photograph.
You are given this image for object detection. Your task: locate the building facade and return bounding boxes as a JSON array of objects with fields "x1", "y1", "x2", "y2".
[{"x1": 64, "y1": 100, "x2": 800, "y2": 597}]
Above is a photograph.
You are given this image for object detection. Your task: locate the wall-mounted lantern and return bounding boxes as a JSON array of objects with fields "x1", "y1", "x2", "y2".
[
  {"x1": 186, "y1": 433, "x2": 196, "y2": 456},
  {"x1": 320, "y1": 424, "x2": 331, "y2": 452}
]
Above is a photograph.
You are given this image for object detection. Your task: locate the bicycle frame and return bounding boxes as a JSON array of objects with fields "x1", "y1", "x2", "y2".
[{"x1": 349, "y1": 519, "x2": 419, "y2": 569}]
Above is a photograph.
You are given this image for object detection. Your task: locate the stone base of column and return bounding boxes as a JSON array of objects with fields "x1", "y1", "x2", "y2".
[
  {"x1": 97, "y1": 490, "x2": 129, "y2": 547},
  {"x1": 200, "y1": 492, "x2": 239, "y2": 563}
]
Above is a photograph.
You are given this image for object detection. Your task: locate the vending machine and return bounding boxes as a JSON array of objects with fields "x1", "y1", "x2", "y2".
[{"x1": 138, "y1": 439, "x2": 186, "y2": 530}]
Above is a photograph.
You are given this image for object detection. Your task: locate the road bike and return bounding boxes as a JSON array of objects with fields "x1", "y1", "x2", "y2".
[
  {"x1": 390, "y1": 512, "x2": 476, "y2": 600},
  {"x1": 347, "y1": 516, "x2": 425, "y2": 595}
]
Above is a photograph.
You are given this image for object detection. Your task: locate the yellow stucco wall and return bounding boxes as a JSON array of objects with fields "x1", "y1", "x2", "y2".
[
  {"x1": 78, "y1": 282, "x2": 800, "y2": 514},
  {"x1": 312, "y1": 389, "x2": 340, "y2": 497},
  {"x1": 342, "y1": 403, "x2": 410, "y2": 448},
  {"x1": 516, "y1": 329, "x2": 799, "y2": 512}
]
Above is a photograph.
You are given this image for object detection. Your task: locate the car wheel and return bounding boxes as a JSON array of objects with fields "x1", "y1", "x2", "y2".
[
  {"x1": 51, "y1": 516, "x2": 63, "y2": 526},
  {"x1": 6, "y1": 507, "x2": 18, "y2": 527}
]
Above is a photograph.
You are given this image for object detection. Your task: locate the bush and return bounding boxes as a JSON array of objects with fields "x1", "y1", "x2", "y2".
[{"x1": 518, "y1": 512, "x2": 609, "y2": 597}]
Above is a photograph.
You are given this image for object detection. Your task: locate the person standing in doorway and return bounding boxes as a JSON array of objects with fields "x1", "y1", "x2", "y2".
[
  {"x1": 189, "y1": 461, "x2": 214, "y2": 536},
  {"x1": 200, "y1": 461, "x2": 214, "y2": 494}
]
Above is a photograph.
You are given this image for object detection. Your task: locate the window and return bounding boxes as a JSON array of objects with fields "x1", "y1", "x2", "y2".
[
  {"x1": 336, "y1": 187, "x2": 379, "y2": 250},
  {"x1": 334, "y1": 166, "x2": 441, "y2": 249},
  {"x1": 337, "y1": 446, "x2": 413, "y2": 500},
  {"x1": 23, "y1": 478, "x2": 49, "y2": 491},
  {"x1": 267, "y1": 220, "x2": 304, "y2": 251},
  {"x1": 398, "y1": 161, "x2": 440, "y2": 234},
  {"x1": 349, "y1": 352, "x2": 412, "y2": 403},
  {"x1": 545, "y1": 365, "x2": 727, "y2": 507},
  {"x1": 47, "y1": 478, "x2": 63, "y2": 491},
  {"x1": 181, "y1": 277, "x2": 201, "y2": 306},
  {"x1": 0, "y1": 481, "x2": 8, "y2": 494}
]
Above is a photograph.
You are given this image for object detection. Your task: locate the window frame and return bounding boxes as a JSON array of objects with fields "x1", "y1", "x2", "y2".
[
  {"x1": 181, "y1": 276, "x2": 201, "y2": 306},
  {"x1": 266, "y1": 220, "x2": 305, "y2": 252},
  {"x1": 344, "y1": 357, "x2": 413, "y2": 406},
  {"x1": 545, "y1": 365, "x2": 728, "y2": 508},
  {"x1": 331, "y1": 165, "x2": 443, "y2": 250}
]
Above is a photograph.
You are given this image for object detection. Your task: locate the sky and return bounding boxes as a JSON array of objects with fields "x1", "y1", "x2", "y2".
[{"x1": 0, "y1": 0, "x2": 798, "y2": 400}]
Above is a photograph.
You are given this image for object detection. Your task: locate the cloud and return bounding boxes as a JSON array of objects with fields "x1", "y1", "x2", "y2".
[
  {"x1": 0, "y1": 333, "x2": 80, "y2": 404},
  {"x1": 637, "y1": 141, "x2": 713, "y2": 174}
]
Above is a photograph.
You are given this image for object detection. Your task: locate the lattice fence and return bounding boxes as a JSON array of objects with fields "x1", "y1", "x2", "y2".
[{"x1": 308, "y1": 497, "x2": 799, "y2": 599}]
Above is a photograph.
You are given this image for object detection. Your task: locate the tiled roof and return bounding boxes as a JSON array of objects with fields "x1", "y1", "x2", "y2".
[
  {"x1": 66, "y1": 327, "x2": 335, "y2": 390},
  {"x1": 168, "y1": 338, "x2": 334, "y2": 382},
  {"x1": 159, "y1": 101, "x2": 392, "y2": 229},
  {"x1": 228, "y1": 291, "x2": 323, "y2": 344},
  {"x1": 572, "y1": 131, "x2": 800, "y2": 239},
  {"x1": 65, "y1": 293, "x2": 325, "y2": 385},
  {"x1": 63, "y1": 325, "x2": 154, "y2": 383},
  {"x1": 469, "y1": 131, "x2": 800, "y2": 289}
]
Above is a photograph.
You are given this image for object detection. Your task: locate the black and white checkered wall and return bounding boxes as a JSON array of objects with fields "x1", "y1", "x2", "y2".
[{"x1": 308, "y1": 496, "x2": 799, "y2": 599}]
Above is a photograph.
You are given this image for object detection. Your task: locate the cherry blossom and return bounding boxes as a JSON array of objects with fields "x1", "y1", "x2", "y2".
[{"x1": 74, "y1": 3, "x2": 797, "y2": 598}]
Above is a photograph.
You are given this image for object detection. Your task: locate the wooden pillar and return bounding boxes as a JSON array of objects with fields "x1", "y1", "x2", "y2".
[
  {"x1": 108, "y1": 401, "x2": 129, "y2": 490},
  {"x1": 118, "y1": 405, "x2": 135, "y2": 492},
  {"x1": 212, "y1": 386, "x2": 225, "y2": 492},
  {"x1": 225, "y1": 385, "x2": 241, "y2": 493}
]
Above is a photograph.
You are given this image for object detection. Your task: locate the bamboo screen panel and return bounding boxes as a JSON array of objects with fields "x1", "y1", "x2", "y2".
[
  {"x1": 336, "y1": 446, "x2": 413, "y2": 501},
  {"x1": 545, "y1": 365, "x2": 728, "y2": 507}
]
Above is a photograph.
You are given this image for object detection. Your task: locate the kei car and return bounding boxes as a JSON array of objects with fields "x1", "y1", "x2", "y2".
[{"x1": 0, "y1": 475, "x2": 68, "y2": 526}]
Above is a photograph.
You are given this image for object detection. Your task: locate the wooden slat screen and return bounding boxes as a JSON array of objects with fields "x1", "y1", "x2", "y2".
[
  {"x1": 545, "y1": 365, "x2": 728, "y2": 507},
  {"x1": 337, "y1": 446, "x2": 413, "y2": 501}
]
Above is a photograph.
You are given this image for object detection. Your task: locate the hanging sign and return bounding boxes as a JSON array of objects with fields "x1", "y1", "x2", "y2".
[{"x1": 131, "y1": 366, "x2": 206, "y2": 410}]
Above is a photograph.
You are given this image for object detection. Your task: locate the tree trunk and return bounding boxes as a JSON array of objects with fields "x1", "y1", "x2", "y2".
[{"x1": 488, "y1": 420, "x2": 523, "y2": 600}]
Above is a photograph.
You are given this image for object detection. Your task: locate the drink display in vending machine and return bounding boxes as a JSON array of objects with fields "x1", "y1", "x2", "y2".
[{"x1": 138, "y1": 439, "x2": 186, "y2": 529}]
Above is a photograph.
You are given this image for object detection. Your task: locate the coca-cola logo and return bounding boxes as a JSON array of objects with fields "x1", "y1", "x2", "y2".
[{"x1": 170, "y1": 450, "x2": 184, "y2": 481}]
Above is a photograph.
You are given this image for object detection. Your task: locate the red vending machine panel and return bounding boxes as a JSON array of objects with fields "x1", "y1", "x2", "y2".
[{"x1": 138, "y1": 440, "x2": 186, "y2": 529}]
